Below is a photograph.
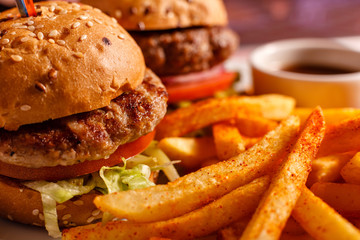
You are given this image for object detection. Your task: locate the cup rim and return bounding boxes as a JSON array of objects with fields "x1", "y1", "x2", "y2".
[{"x1": 250, "y1": 37, "x2": 360, "y2": 83}]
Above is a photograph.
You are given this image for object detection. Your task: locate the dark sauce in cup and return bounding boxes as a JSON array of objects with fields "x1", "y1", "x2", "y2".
[{"x1": 282, "y1": 64, "x2": 358, "y2": 75}]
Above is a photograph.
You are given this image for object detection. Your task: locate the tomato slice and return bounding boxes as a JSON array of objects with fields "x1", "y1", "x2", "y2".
[
  {"x1": 0, "y1": 131, "x2": 155, "y2": 181},
  {"x1": 165, "y1": 72, "x2": 237, "y2": 103}
]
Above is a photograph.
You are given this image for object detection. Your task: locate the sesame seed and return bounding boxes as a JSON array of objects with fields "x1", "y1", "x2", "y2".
[
  {"x1": 72, "y1": 3, "x2": 81, "y2": 9},
  {"x1": 79, "y1": 35, "x2": 87, "y2": 41},
  {"x1": 7, "y1": 215, "x2": 13, "y2": 221},
  {"x1": 92, "y1": 209, "x2": 101, "y2": 216},
  {"x1": 20, "y1": 105, "x2": 31, "y2": 111},
  {"x1": 56, "y1": 205, "x2": 66, "y2": 211},
  {"x1": 73, "y1": 52, "x2": 84, "y2": 58},
  {"x1": 62, "y1": 214, "x2": 71, "y2": 220},
  {"x1": 117, "y1": 33, "x2": 125, "y2": 40},
  {"x1": 28, "y1": 32, "x2": 36, "y2": 37},
  {"x1": 94, "y1": 8, "x2": 101, "y2": 13},
  {"x1": 11, "y1": 55, "x2": 23, "y2": 62},
  {"x1": 28, "y1": 26, "x2": 35, "y2": 31},
  {"x1": 72, "y1": 22, "x2": 80, "y2": 29},
  {"x1": 48, "y1": 68, "x2": 58, "y2": 79},
  {"x1": 57, "y1": 40, "x2": 65, "y2": 46},
  {"x1": 10, "y1": 31, "x2": 16, "y2": 35},
  {"x1": 19, "y1": 188, "x2": 24, "y2": 192},
  {"x1": 79, "y1": 15, "x2": 88, "y2": 20},
  {"x1": 12, "y1": 23, "x2": 21, "y2": 27},
  {"x1": 32, "y1": 209, "x2": 40, "y2": 216},
  {"x1": 6, "y1": 13, "x2": 13, "y2": 18},
  {"x1": 33, "y1": 222, "x2": 42, "y2": 227},
  {"x1": 48, "y1": 39, "x2": 55, "y2": 44},
  {"x1": 48, "y1": 30, "x2": 59, "y2": 38},
  {"x1": 1, "y1": 39, "x2": 9, "y2": 44},
  {"x1": 73, "y1": 200, "x2": 84, "y2": 206},
  {"x1": 27, "y1": 20, "x2": 34, "y2": 25},
  {"x1": 55, "y1": 6, "x2": 64, "y2": 13},
  {"x1": 111, "y1": 17, "x2": 117, "y2": 23},
  {"x1": 137, "y1": 21, "x2": 145, "y2": 30},
  {"x1": 20, "y1": 37, "x2": 29, "y2": 43},
  {"x1": 63, "y1": 221, "x2": 69, "y2": 225},
  {"x1": 39, "y1": 213, "x2": 44, "y2": 221},
  {"x1": 36, "y1": 24, "x2": 44, "y2": 29},
  {"x1": 37, "y1": 32, "x2": 44, "y2": 40},
  {"x1": 49, "y1": 6, "x2": 55, "y2": 12},
  {"x1": 35, "y1": 81, "x2": 47, "y2": 92},
  {"x1": 94, "y1": 19, "x2": 103, "y2": 24},
  {"x1": 59, "y1": 9, "x2": 68, "y2": 15},
  {"x1": 86, "y1": 21, "x2": 93, "y2": 27},
  {"x1": 115, "y1": 10, "x2": 122, "y2": 18},
  {"x1": 86, "y1": 216, "x2": 95, "y2": 223},
  {"x1": 16, "y1": 25, "x2": 28, "y2": 29}
]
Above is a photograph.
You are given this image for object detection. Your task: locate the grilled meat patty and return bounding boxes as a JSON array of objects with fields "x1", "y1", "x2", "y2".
[
  {"x1": 0, "y1": 69, "x2": 167, "y2": 168},
  {"x1": 131, "y1": 26, "x2": 239, "y2": 77}
]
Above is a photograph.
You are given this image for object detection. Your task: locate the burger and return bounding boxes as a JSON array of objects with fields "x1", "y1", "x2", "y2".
[
  {"x1": 0, "y1": 1, "x2": 168, "y2": 237},
  {"x1": 80, "y1": 0, "x2": 239, "y2": 105}
]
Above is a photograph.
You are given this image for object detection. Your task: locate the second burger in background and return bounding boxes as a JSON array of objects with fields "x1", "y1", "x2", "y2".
[{"x1": 81, "y1": 0, "x2": 239, "y2": 105}]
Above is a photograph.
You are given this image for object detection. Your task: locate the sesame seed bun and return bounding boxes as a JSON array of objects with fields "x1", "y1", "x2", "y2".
[
  {"x1": 0, "y1": 1, "x2": 145, "y2": 130},
  {"x1": 80, "y1": 0, "x2": 228, "y2": 30},
  {"x1": 0, "y1": 175, "x2": 102, "y2": 228}
]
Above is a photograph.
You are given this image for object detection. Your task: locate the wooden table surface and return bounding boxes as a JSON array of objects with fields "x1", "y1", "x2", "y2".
[{"x1": 224, "y1": 0, "x2": 360, "y2": 44}]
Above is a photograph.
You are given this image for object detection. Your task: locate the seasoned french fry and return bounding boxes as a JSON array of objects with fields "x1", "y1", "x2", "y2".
[
  {"x1": 317, "y1": 117, "x2": 360, "y2": 157},
  {"x1": 94, "y1": 116, "x2": 299, "y2": 222},
  {"x1": 293, "y1": 108, "x2": 360, "y2": 125},
  {"x1": 340, "y1": 152, "x2": 360, "y2": 184},
  {"x1": 292, "y1": 187, "x2": 360, "y2": 240},
  {"x1": 235, "y1": 115, "x2": 278, "y2": 137},
  {"x1": 241, "y1": 107, "x2": 325, "y2": 240},
  {"x1": 212, "y1": 122, "x2": 246, "y2": 160},
  {"x1": 157, "y1": 137, "x2": 216, "y2": 169},
  {"x1": 62, "y1": 176, "x2": 270, "y2": 240},
  {"x1": 310, "y1": 182, "x2": 360, "y2": 218},
  {"x1": 156, "y1": 94, "x2": 295, "y2": 139},
  {"x1": 307, "y1": 153, "x2": 353, "y2": 187}
]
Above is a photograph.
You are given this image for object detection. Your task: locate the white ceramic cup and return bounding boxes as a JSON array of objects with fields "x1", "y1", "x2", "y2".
[{"x1": 250, "y1": 38, "x2": 360, "y2": 107}]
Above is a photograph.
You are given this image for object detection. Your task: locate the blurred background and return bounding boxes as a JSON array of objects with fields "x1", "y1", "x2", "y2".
[
  {"x1": 1, "y1": 0, "x2": 360, "y2": 45},
  {"x1": 224, "y1": 0, "x2": 360, "y2": 44}
]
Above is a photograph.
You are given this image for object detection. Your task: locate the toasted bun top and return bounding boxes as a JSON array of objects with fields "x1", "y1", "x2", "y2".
[
  {"x1": 80, "y1": 0, "x2": 228, "y2": 30},
  {"x1": 0, "y1": 1, "x2": 145, "y2": 130}
]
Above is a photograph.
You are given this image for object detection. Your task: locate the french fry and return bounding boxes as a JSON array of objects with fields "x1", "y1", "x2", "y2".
[
  {"x1": 340, "y1": 152, "x2": 360, "y2": 184},
  {"x1": 212, "y1": 122, "x2": 246, "y2": 160},
  {"x1": 307, "y1": 153, "x2": 353, "y2": 187},
  {"x1": 94, "y1": 116, "x2": 299, "y2": 222},
  {"x1": 292, "y1": 187, "x2": 360, "y2": 240},
  {"x1": 157, "y1": 137, "x2": 216, "y2": 169},
  {"x1": 156, "y1": 94, "x2": 295, "y2": 139},
  {"x1": 62, "y1": 176, "x2": 270, "y2": 240},
  {"x1": 240, "y1": 107, "x2": 325, "y2": 240},
  {"x1": 235, "y1": 115, "x2": 278, "y2": 137},
  {"x1": 317, "y1": 117, "x2": 360, "y2": 157},
  {"x1": 293, "y1": 108, "x2": 360, "y2": 125},
  {"x1": 310, "y1": 182, "x2": 360, "y2": 218}
]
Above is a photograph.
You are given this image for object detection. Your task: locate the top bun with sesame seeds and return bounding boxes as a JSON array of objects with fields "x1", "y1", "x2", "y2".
[
  {"x1": 0, "y1": 1, "x2": 145, "y2": 130},
  {"x1": 81, "y1": 0, "x2": 228, "y2": 31}
]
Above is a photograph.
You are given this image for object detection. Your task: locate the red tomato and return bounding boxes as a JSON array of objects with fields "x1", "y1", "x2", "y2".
[
  {"x1": 0, "y1": 131, "x2": 155, "y2": 181},
  {"x1": 165, "y1": 72, "x2": 237, "y2": 103}
]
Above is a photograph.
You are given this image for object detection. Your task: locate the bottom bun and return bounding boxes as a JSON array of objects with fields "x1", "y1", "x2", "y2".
[{"x1": 0, "y1": 176, "x2": 102, "y2": 228}]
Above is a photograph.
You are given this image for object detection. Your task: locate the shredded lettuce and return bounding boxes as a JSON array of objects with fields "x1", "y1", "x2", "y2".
[
  {"x1": 24, "y1": 177, "x2": 95, "y2": 238},
  {"x1": 98, "y1": 162, "x2": 155, "y2": 194},
  {"x1": 22, "y1": 141, "x2": 180, "y2": 238}
]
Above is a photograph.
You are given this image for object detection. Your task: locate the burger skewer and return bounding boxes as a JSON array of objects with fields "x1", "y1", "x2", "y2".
[{"x1": 14, "y1": 0, "x2": 37, "y2": 17}]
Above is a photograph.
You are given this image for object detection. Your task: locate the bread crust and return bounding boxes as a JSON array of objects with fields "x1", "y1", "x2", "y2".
[
  {"x1": 0, "y1": 1, "x2": 145, "y2": 130},
  {"x1": 0, "y1": 175, "x2": 102, "y2": 228},
  {"x1": 80, "y1": 0, "x2": 228, "y2": 30}
]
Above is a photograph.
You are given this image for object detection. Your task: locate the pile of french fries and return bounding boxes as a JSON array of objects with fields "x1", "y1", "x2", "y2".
[{"x1": 62, "y1": 94, "x2": 360, "y2": 240}]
